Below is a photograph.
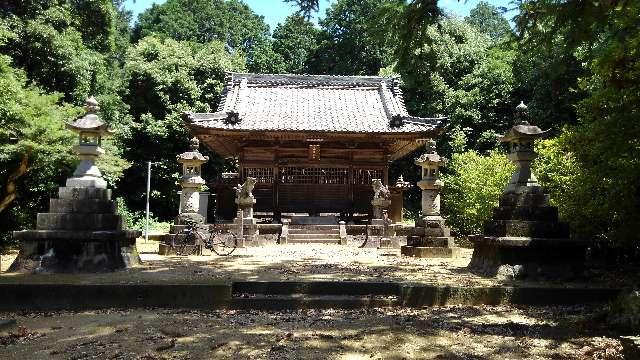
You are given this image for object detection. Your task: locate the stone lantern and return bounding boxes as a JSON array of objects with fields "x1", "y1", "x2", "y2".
[
  {"x1": 468, "y1": 102, "x2": 587, "y2": 279},
  {"x1": 501, "y1": 101, "x2": 547, "y2": 194},
  {"x1": 65, "y1": 96, "x2": 112, "y2": 189},
  {"x1": 401, "y1": 139, "x2": 459, "y2": 258},
  {"x1": 10, "y1": 96, "x2": 140, "y2": 272},
  {"x1": 176, "y1": 137, "x2": 209, "y2": 225},
  {"x1": 415, "y1": 139, "x2": 445, "y2": 218}
]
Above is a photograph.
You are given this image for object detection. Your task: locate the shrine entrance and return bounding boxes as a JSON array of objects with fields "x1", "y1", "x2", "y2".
[{"x1": 243, "y1": 165, "x2": 385, "y2": 217}]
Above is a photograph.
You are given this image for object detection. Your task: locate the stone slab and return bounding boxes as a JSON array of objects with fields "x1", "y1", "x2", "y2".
[
  {"x1": 13, "y1": 230, "x2": 139, "y2": 241},
  {"x1": 58, "y1": 187, "x2": 111, "y2": 200},
  {"x1": 407, "y1": 236, "x2": 454, "y2": 248},
  {"x1": 492, "y1": 205, "x2": 558, "y2": 221},
  {"x1": 401, "y1": 246, "x2": 462, "y2": 258},
  {"x1": 36, "y1": 213, "x2": 122, "y2": 231},
  {"x1": 499, "y1": 192, "x2": 549, "y2": 207},
  {"x1": 469, "y1": 235, "x2": 590, "y2": 279},
  {"x1": 0, "y1": 283, "x2": 231, "y2": 311},
  {"x1": 49, "y1": 198, "x2": 116, "y2": 214},
  {"x1": 484, "y1": 219, "x2": 570, "y2": 238}
]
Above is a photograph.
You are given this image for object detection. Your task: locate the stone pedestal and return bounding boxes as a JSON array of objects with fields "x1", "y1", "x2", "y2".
[
  {"x1": 10, "y1": 187, "x2": 140, "y2": 272},
  {"x1": 468, "y1": 102, "x2": 588, "y2": 279},
  {"x1": 468, "y1": 187, "x2": 586, "y2": 279}
]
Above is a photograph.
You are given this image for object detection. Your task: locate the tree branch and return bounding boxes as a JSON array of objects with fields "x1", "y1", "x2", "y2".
[{"x1": 0, "y1": 153, "x2": 30, "y2": 214}]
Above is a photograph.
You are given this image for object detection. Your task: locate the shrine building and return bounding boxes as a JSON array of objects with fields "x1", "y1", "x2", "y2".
[{"x1": 182, "y1": 73, "x2": 445, "y2": 222}]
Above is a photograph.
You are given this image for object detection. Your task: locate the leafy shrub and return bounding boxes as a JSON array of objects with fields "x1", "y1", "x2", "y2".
[
  {"x1": 441, "y1": 149, "x2": 514, "y2": 236},
  {"x1": 115, "y1": 197, "x2": 170, "y2": 233}
]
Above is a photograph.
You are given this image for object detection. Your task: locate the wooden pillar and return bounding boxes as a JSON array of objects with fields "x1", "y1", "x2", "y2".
[{"x1": 273, "y1": 146, "x2": 280, "y2": 221}]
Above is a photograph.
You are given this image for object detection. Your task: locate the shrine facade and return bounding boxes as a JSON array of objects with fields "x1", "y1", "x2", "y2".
[{"x1": 182, "y1": 73, "x2": 444, "y2": 221}]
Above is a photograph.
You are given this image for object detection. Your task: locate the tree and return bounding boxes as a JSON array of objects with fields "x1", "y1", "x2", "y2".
[
  {"x1": 307, "y1": 0, "x2": 395, "y2": 75},
  {"x1": 393, "y1": 17, "x2": 516, "y2": 151},
  {"x1": 284, "y1": 0, "x2": 320, "y2": 20},
  {"x1": 133, "y1": 0, "x2": 279, "y2": 73},
  {"x1": 272, "y1": 15, "x2": 319, "y2": 74},
  {"x1": 516, "y1": 1, "x2": 640, "y2": 245},
  {"x1": 0, "y1": 55, "x2": 78, "y2": 245},
  {"x1": 465, "y1": 1, "x2": 513, "y2": 42},
  {"x1": 120, "y1": 36, "x2": 245, "y2": 218}
]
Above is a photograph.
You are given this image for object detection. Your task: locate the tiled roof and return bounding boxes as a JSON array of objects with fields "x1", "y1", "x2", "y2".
[{"x1": 183, "y1": 73, "x2": 444, "y2": 134}]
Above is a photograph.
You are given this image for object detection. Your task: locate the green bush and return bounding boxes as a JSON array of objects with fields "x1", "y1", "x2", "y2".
[
  {"x1": 441, "y1": 149, "x2": 514, "y2": 236},
  {"x1": 115, "y1": 197, "x2": 170, "y2": 233}
]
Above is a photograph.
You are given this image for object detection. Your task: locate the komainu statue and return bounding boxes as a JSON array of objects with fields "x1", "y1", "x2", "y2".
[
  {"x1": 235, "y1": 177, "x2": 257, "y2": 218},
  {"x1": 371, "y1": 179, "x2": 391, "y2": 219}
]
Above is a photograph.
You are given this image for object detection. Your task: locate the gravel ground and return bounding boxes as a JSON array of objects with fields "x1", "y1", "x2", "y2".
[
  {"x1": 0, "y1": 305, "x2": 634, "y2": 360},
  {"x1": 3, "y1": 244, "x2": 638, "y2": 287}
]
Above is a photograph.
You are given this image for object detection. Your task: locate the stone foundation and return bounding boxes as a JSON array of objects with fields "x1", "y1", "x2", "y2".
[
  {"x1": 10, "y1": 186, "x2": 140, "y2": 273},
  {"x1": 401, "y1": 246, "x2": 462, "y2": 258},
  {"x1": 469, "y1": 236, "x2": 589, "y2": 280},
  {"x1": 469, "y1": 188, "x2": 588, "y2": 280}
]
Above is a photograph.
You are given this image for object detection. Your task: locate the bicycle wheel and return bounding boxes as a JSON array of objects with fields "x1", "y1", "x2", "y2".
[{"x1": 210, "y1": 232, "x2": 238, "y2": 256}]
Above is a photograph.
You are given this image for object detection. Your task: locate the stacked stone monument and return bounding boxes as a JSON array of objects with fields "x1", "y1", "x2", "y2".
[
  {"x1": 160, "y1": 137, "x2": 209, "y2": 255},
  {"x1": 10, "y1": 97, "x2": 140, "y2": 272},
  {"x1": 468, "y1": 102, "x2": 588, "y2": 279},
  {"x1": 401, "y1": 140, "x2": 460, "y2": 258}
]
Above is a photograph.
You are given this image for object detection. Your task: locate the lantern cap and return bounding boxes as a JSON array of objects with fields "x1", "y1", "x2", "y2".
[
  {"x1": 177, "y1": 137, "x2": 209, "y2": 162},
  {"x1": 500, "y1": 101, "x2": 549, "y2": 142},
  {"x1": 66, "y1": 96, "x2": 112, "y2": 134},
  {"x1": 415, "y1": 139, "x2": 445, "y2": 165}
]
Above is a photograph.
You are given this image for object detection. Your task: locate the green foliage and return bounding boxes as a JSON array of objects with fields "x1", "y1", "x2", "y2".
[
  {"x1": 133, "y1": 0, "x2": 277, "y2": 73},
  {"x1": 119, "y1": 36, "x2": 244, "y2": 219},
  {"x1": 115, "y1": 197, "x2": 170, "y2": 232},
  {"x1": 441, "y1": 149, "x2": 514, "y2": 236},
  {"x1": 285, "y1": 0, "x2": 320, "y2": 20},
  {"x1": 307, "y1": 0, "x2": 395, "y2": 75},
  {"x1": 394, "y1": 16, "x2": 516, "y2": 150},
  {"x1": 517, "y1": 1, "x2": 640, "y2": 245},
  {"x1": 0, "y1": 56, "x2": 77, "y2": 245},
  {"x1": 465, "y1": 1, "x2": 513, "y2": 42},
  {"x1": 272, "y1": 15, "x2": 319, "y2": 74}
]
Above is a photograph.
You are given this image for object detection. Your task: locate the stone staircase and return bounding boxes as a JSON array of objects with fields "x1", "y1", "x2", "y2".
[
  {"x1": 287, "y1": 225, "x2": 343, "y2": 244},
  {"x1": 231, "y1": 281, "x2": 400, "y2": 310}
]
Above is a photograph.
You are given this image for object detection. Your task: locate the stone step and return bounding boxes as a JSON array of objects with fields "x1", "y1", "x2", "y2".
[
  {"x1": 288, "y1": 225, "x2": 340, "y2": 231},
  {"x1": 36, "y1": 213, "x2": 122, "y2": 231},
  {"x1": 231, "y1": 294, "x2": 398, "y2": 310},
  {"x1": 288, "y1": 239, "x2": 342, "y2": 244},
  {"x1": 492, "y1": 206, "x2": 559, "y2": 221},
  {"x1": 232, "y1": 281, "x2": 400, "y2": 296},
  {"x1": 49, "y1": 199, "x2": 116, "y2": 214},
  {"x1": 288, "y1": 229, "x2": 339, "y2": 235},
  {"x1": 484, "y1": 220, "x2": 570, "y2": 238},
  {"x1": 288, "y1": 233, "x2": 341, "y2": 239}
]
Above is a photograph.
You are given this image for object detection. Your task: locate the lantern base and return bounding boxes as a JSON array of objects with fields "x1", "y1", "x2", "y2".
[{"x1": 66, "y1": 176, "x2": 107, "y2": 189}]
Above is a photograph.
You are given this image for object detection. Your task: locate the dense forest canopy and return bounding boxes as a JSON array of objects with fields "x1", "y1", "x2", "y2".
[{"x1": 0, "y1": 0, "x2": 638, "y2": 249}]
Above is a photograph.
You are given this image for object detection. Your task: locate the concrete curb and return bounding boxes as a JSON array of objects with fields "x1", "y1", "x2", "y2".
[
  {"x1": 0, "y1": 281, "x2": 623, "y2": 311},
  {"x1": 0, "y1": 283, "x2": 231, "y2": 311}
]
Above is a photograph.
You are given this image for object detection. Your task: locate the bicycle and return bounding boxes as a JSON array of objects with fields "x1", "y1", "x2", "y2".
[{"x1": 176, "y1": 221, "x2": 239, "y2": 256}]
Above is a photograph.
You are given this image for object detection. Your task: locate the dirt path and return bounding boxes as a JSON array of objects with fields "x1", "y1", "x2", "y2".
[{"x1": 0, "y1": 305, "x2": 631, "y2": 360}]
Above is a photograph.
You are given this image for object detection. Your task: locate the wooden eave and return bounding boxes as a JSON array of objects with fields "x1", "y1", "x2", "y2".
[{"x1": 187, "y1": 125, "x2": 443, "y2": 161}]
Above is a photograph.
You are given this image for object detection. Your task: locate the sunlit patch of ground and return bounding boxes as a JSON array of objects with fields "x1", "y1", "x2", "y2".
[
  {"x1": 2, "y1": 244, "x2": 638, "y2": 287},
  {"x1": 0, "y1": 305, "x2": 632, "y2": 359}
]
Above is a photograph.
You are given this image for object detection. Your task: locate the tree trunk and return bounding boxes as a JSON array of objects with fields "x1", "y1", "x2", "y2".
[{"x1": 0, "y1": 153, "x2": 30, "y2": 214}]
